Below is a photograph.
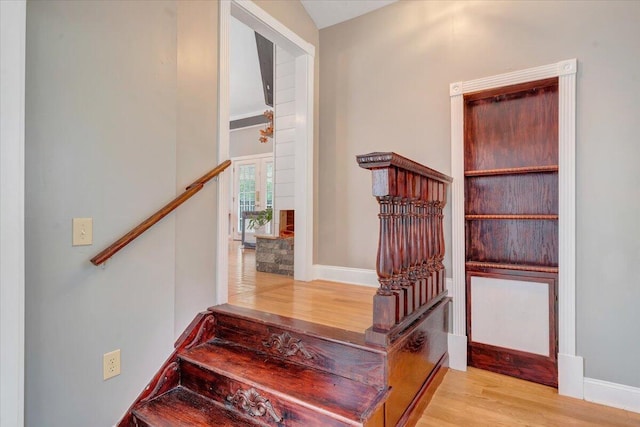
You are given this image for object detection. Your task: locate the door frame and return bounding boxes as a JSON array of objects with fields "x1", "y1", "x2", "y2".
[
  {"x1": 449, "y1": 59, "x2": 582, "y2": 398},
  {"x1": 217, "y1": 0, "x2": 315, "y2": 303}
]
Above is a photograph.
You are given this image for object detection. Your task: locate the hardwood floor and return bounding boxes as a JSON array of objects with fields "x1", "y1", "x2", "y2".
[
  {"x1": 418, "y1": 367, "x2": 640, "y2": 427},
  {"x1": 228, "y1": 240, "x2": 375, "y2": 332},
  {"x1": 227, "y1": 241, "x2": 640, "y2": 426}
]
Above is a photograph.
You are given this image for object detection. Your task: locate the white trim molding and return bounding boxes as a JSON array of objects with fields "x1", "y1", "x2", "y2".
[
  {"x1": 216, "y1": 0, "x2": 232, "y2": 305},
  {"x1": 558, "y1": 353, "x2": 585, "y2": 398},
  {"x1": 450, "y1": 59, "x2": 581, "y2": 398},
  {"x1": 294, "y1": 52, "x2": 315, "y2": 282},
  {"x1": 232, "y1": 0, "x2": 315, "y2": 57},
  {"x1": 312, "y1": 265, "x2": 379, "y2": 287},
  {"x1": 584, "y1": 378, "x2": 640, "y2": 414},
  {"x1": 312, "y1": 266, "x2": 455, "y2": 297},
  {"x1": 447, "y1": 333, "x2": 468, "y2": 372}
]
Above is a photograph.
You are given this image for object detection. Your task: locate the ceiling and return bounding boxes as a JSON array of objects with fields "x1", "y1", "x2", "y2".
[
  {"x1": 230, "y1": 16, "x2": 269, "y2": 121},
  {"x1": 301, "y1": 0, "x2": 397, "y2": 29}
]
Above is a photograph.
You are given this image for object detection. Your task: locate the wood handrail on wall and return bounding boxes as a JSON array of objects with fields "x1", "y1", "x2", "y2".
[{"x1": 90, "y1": 159, "x2": 232, "y2": 266}]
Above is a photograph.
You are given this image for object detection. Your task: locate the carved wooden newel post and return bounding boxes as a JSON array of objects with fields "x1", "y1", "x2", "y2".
[{"x1": 357, "y1": 152, "x2": 452, "y2": 346}]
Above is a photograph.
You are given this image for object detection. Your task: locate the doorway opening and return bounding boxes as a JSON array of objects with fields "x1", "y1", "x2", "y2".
[{"x1": 217, "y1": 0, "x2": 315, "y2": 305}]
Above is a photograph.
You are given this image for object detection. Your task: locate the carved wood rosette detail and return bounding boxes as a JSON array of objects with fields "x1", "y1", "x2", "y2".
[
  {"x1": 262, "y1": 331, "x2": 313, "y2": 359},
  {"x1": 226, "y1": 387, "x2": 283, "y2": 422}
]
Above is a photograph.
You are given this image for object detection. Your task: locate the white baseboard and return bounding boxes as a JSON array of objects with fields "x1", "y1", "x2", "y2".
[
  {"x1": 584, "y1": 377, "x2": 640, "y2": 414},
  {"x1": 312, "y1": 267, "x2": 455, "y2": 293},
  {"x1": 312, "y1": 265, "x2": 378, "y2": 287},
  {"x1": 558, "y1": 353, "x2": 585, "y2": 399},
  {"x1": 448, "y1": 333, "x2": 468, "y2": 371}
]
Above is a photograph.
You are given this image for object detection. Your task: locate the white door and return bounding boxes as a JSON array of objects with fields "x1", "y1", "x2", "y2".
[{"x1": 232, "y1": 155, "x2": 274, "y2": 240}]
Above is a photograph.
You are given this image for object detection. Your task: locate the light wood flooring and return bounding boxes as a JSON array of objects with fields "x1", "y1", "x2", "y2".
[{"x1": 227, "y1": 241, "x2": 640, "y2": 426}]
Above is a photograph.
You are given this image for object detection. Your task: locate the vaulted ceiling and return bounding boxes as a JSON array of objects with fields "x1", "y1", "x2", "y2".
[
  {"x1": 231, "y1": 1, "x2": 399, "y2": 120},
  {"x1": 301, "y1": 0, "x2": 397, "y2": 29},
  {"x1": 230, "y1": 16, "x2": 269, "y2": 120}
]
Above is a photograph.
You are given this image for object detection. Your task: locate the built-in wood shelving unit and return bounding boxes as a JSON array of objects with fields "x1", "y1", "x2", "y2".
[
  {"x1": 464, "y1": 79, "x2": 560, "y2": 271},
  {"x1": 463, "y1": 77, "x2": 560, "y2": 387}
]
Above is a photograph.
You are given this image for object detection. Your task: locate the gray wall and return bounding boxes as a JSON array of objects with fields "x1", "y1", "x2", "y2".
[
  {"x1": 26, "y1": 1, "x2": 222, "y2": 426},
  {"x1": 24, "y1": 1, "x2": 317, "y2": 425},
  {"x1": 230, "y1": 126, "x2": 274, "y2": 158},
  {"x1": 175, "y1": 0, "x2": 219, "y2": 337},
  {"x1": 318, "y1": 0, "x2": 640, "y2": 387},
  {"x1": 26, "y1": 2, "x2": 179, "y2": 426}
]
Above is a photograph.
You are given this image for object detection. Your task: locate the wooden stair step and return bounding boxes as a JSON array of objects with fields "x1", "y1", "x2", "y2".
[
  {"x1": 180, "y1": 340, "x2": 387, "y2": 426},
  {"x1": 131, "y1": 387, "x2": 262, "y2": 427},
  {"x1": 209, "y1": 304, "x2": 386, "y2": 388}
]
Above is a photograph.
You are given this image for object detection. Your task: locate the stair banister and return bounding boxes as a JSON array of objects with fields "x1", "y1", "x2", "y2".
[
  {"x1": 357, "y1": 152, "x2": 452, "y2": 346},
  {"x1": 90, "y1": 159, "x2": 231, "y2": 266}
]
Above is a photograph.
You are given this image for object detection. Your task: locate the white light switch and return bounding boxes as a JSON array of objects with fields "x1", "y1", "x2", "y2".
[{"x1": 72, "y1": 218, "x2": 93, "y2": 246}]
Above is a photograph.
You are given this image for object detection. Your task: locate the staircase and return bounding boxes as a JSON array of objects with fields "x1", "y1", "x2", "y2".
[
  {"x1": 116, "y1": 152, "x2": 453, "y2": 426},
  {"x1": 120, "y1": 304, "x2": 389, "y2": 427}
]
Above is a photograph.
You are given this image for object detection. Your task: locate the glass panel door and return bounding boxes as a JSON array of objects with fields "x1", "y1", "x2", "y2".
[
  {"x1": 232, "y1": 155, "x2": 275, "y2": 241},
  {"x1": 263, "y1": 160, "x2": 274, "y2": 235},
  {"x1": 237, "y1": 163, "x2": 256, "y2": 237}
]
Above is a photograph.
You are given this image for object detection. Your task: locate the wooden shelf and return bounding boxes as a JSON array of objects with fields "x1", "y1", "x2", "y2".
[
  {"x1": 465, "y1": 214, "x2": 558, "y2": 220},
  {"x1": 464, "y1": 165, "x2": 558, "y2": 177},
  {"x1": 463, "y1": 79, "x2": 559, "y2": 387},
  {"x1": 465, "y1": 261, "x2": 558, "y2": 274}
]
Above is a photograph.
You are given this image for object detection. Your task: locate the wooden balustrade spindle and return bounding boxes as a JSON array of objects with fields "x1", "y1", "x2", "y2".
[
  {"x1": 412, "y1": 188, "x2": 421, "y2": 306},
  {"x1": 431, "y1": 180, "x2": 439, "y2": 299},
  {"x1": 373, "y1": 193, "x2": 399, "y2": 330},
  {"x1": 357, "y1": 152, "x2": 452, "y2": 345},
  {"x1": 426, "y1": 180, "x2": 434, "y2": 300},
  {"x1": 419, "y1": 176, "x2": 429, "y2": 306},
  {"x1": 376, "y1": 196, "x2": 394, "y2": 296},
  {"x1": 436, "y1": 182, "x2": 446, "y2": 295},
  {"x1": 399, "y1": 170, "x2": 413, "y2": 316},
  {"x1": 391, "y1": 194, "x2": 405, "y2": 322}
]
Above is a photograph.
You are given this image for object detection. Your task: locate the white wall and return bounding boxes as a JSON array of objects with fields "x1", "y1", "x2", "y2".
[
  {"x1": 1, "y1": 1, "x2": 26, "y2": 426},
  {"x1": 319, "y1": 0, "x2": 640, "y2": 389},
  {"x1": 26, "y1": 2, "x2": 177, "y2": 426},
  {"x1": 274, "y1": 46, "x2": 297, "y2": 233}
]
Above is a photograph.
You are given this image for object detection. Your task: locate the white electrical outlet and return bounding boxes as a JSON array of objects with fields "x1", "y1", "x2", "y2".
[
  {"x1": 72, "y1": 217, "x2": 93, "y2": 246},
  {"x1": 103, "y1": 349, "x2": 121, "y2": 380}
]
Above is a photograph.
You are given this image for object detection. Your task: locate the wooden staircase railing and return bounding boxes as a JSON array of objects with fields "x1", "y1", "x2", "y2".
[
  {"x1": 357, "y1": 152, "x2": 452, "y2": 346},
  {"x1": 90, "y1": 159, "x2": 231, "y2": 266}
]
